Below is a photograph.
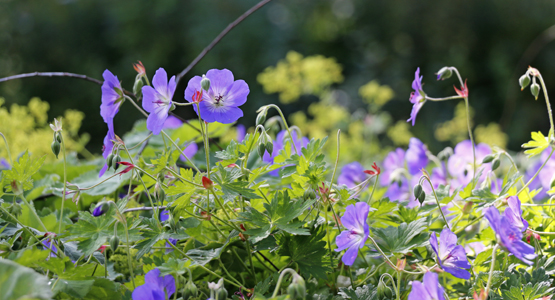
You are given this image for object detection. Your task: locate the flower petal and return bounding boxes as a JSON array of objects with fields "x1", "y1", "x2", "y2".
[
  {"x1": 225, "y1": 79, "x2": 249, "y2": 107},
  {"x1": 152, "y1": 68, "x2": 169, "y2": 97},
  {"x1": 184, "y1": 76, "x2": 203, "y2": 103},
  {"x1": 206, "y1": 69, "x2": 234, "y2": 96}
]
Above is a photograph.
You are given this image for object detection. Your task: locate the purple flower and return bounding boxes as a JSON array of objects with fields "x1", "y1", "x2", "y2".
[
  {"x1": 504, "y1": 196, "x2": 529, "y2": 232},
  {"x1": 429, "y1": 228, "x2": 471, "y2": 279},
  {"x1": 166, "y1": 238, "x2": 178, "y2": 254},
  {"x1": 184, "y1": 69, "x2": 249, "y2": 124},
  {"x1": 132, "y1": 268, "x2": 176, "y2": 300},
  {"x1": 160, "y1": 209, "x2": 170, "y2": 222},
  {"x1": 0, "y1": 158, "x2": 10, "y2": 170},
  {"x1": 334, "y1": 202, "x2": 370, "y2": 266},
  {"x1": 408, "y1": 272, "x2": 446, "y2": 300},
  {"x1": 100, "y1": 70, "x2": 123, "y2": 124},
  {"x1": 447, "y1": 140, "x2": 491, "y2": 189},
  {"x1": 407, "y1": 68, "x2": 426, "y2": 126},
  {"x1": 237, "y1": 124, "x2": 246, "y2": 142},
  {"x1": 41, "y1": 238, "x2": 57, "y2": 258},
  {"x1": 99, "y1": 120, "x2": 116, "y2": 177},
  {"x1": 162, "y1": 115, "x2": 183, "y2": 130},
  {"x1": 179, "y1": 142, "x2": 198, "y2": 163},
  {"x1": 142, "y1": 68, "x2": 177, "y2": 135},
  {"x1": 263, "y1": 130, "x2": 309, "y2": 175},
  {"x1": 526, "y1": 149, "x2": 555, "y2": 200},
  {"x1": 338, "y1": 162, "x2": 366, "y2": 188},
  {"x1": 92, "y1": 204, "x2": 105, "y2": 217},
  {"x1": 406, "y1": 138, "x2": 429, "y2": 175},
  {"x1": 380, "y1": 148, "x2": 410, "y2": 202},
  {"x1": 484, "y1": 206, "x2": 536, "y2": 265},
  {"x1": 465, "y1": 242, "x2": 486, "y2": 256}
]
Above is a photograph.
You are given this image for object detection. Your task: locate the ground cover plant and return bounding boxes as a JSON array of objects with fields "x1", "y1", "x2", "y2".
[{"x1": 2, "y1": 2, "x2": 555, "y2": 300}]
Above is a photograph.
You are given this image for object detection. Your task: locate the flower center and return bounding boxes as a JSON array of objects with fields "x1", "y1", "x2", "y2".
[{"x1": 214, "y1": 94, "x2": 225, "y2": 107}]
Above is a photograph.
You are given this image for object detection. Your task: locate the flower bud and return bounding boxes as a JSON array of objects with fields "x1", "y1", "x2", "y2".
[
  {"x1": 201, "y1": 75, "x2": 211, "y2": 92},
  {"x1": 462, "y1": 201, "x2": 473, "y2": 215},
  {"x1": 491, "y1": 158, "x2": 500, "y2": 171},
  {"x1": 51, "y1": 140, "x2": 61, "y2": 159},
  {"x1": 112, "y1": 155, "x2": 121, "y2": 171},
  {"x1": 133, "y1": 77, "x2": 144, "y2": 97},
  {"x1": 377, "y1": 279, "x2": 393, "y2": 299},
  {"x1": 436, "y1": 67, "x2": 452, "y2": 81},
  {"x1": 481, "y1": 154, "x2": 495, "y2": 164},
  {"x1": 531, "y1": 82, "x2": 540, "y2": 100},
  {"x1": 182, "y1": 281, "x2": 199, "y2": 299},
  {"x1": 519, "y1": 74, "x2": 531, "y2": 91},
  {"x1": 215, "y1": 286, "x2": 228, "y2": 300},
  {"x1": 93, "y1": 204, "x2": 106, "y2": 217},
  {"x1": 287, "y1": 273, "x2": 306, "y2": 300},
  {"x1": 257, "y1": 143, "x2": 266, "y2": 158},
  {"x1": 256, "y1": 112, "x2": 267, "y2": 127},
  {"x1": 106, "y1": 154, "x2": 114, "y2": 169},
  {"x1": 303, "y1": 189, "x2": 316, "y2": 200},
  {"x1": 8, "y1": 202, "x2": 22, "y2": 216},
  {"x1": 55, "y1": 132, "x2": 62, "y2": 143},
  {"x1": 265, "y1": 140, "x2": 274, "y2": 156},
  {"x1": 202, "y1": 176, "x2": 214, "y2": 190},
  {"x1": 110, "y1": 235, "x2": 120, "y2": 252},
  {"x1": 413, "y1": 184, "x2": 425, "y2": 204}
]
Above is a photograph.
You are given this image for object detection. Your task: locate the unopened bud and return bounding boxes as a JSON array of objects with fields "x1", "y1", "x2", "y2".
[
  {"x1": 436, "y1": 67, "x2": 452, "y2": 81},
  {"x1": 437, "y1": 147, "x2": 453, "y2": 161},
  {"x1": 265, "y1": 141, "x2": 273, "y2": 155},
  {"x1": 303, "y1": 189, "x2": 316, "y2": 200},
  {"x1": 257, "y1": 143, "x2": 266, "y2": 158},
  {"x1": 182, "y1": 281, "x2": 199, "y2": 299},
  {"x1": 462, "y1": 201, "x2": 473, "y2": 215},
  {"x1": 377, "y1": 279, "x2": 393, "y2": 299},
  {"x1": 133, "y1": 77, "x2": 144, "y2": 97},
  {"x1": 202, "y1": 176, "x2": 214, "y2": 190},
  {"x1": 519, "y1": 74, "x2": 531, "y2": 91},
  {"x1": 256, "y1": 112, "x2": 267, "y2": 127},
  {"x1": 110, "y1": 235, "x2": 120, "y2": 252},
  {"x1": 414, "y1": 184, "x2": 425, "y2": 204},
  {"x1": 531, "y1": 82, "x2": 540, "y2": 100},
  {"x1": 112, "y1": 155, "x2": 121, "y2": 171},
  {"x1": 491, "y1": 158, "x2": 501, "y2": 171},
  {"x1": 51, "y1": 140, "x2": 61, "y2": 159},
  {"x1": 201, "y1": 75, "x2": 211, "y2": 92},
  {"x1": 106, "y1": 154, "x2": 114, "y2": 169},
  {"x1": 482, "y1": 154, "x2": 495, "y2": 164},
  {"x1": 55, "y1": 132, "x2": 62, "y2": 143},
  {"x1": 287, "y1": 273, "x2": 306, "y2": 300},
  {"x1": 215, "y1": 286, "x2": 228, "y2": 300},
  {"x1": 396, "y1": 258, "x2": 406, "y2": 271}
]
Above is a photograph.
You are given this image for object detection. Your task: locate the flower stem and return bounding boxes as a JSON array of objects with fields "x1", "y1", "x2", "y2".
[
  {"x1": 422, "y1": 176, "x2": 451, "y2": 231},
  {"x1": 264, "y1": 104, "x2": 298, "y2": 153},
  {"x1": 271, "y1": 268, "x2": 296, "y2": 298},
  {"x1": 0, "y1": 132, "x2": 12, "y2": 166},
  {"x1": 518, "y1": 148, "x2": 555, "y2": 196},
  {"x1": 536, "y1": 72, "x2": 555, "y2": 135},
  {"x1": 485, "y1": 244, "x2": 499, "y2": 296},
  {"x1": 59, "y1": 133, "x2": 67, "y2": 234},
  {"x1": 161, "y1": 130, "x2": 201, "y2": 174}
]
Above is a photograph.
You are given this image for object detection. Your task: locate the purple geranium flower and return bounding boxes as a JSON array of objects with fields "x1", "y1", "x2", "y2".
[
  {"x1": 132, "y1": 268, "x2": 176, "y2": 300},
  {"x1": 184, "y1": 69, "x2": 249, "y2": 124},
  {"x1": 406, "y1": 138, "x2": 429, "y2": 175},
  {"x1": 100, "y1": 70, "x2": 123, "y2": 124},
  {"x1": 166, "y1": 238, "x2": 178, "y2": 254},
  {"x1": 334, "y1": 202, "x2": 370, "y2": 266},
  {"x1": 0, "y1": 158, "x2": 10, "y2": 170},
  {"x1": 142, "y1": 68, "x2": 177, "y2": 135},
  {"x1": 408, "y1": 272, "x2": 445, "y2": 300},
  {"x1": 429, "y1": 228, "x2": 471, "y2": 279},
  {"x1": 338, "y1": 162, "x2": 366, "y2": 188},
  {"x1": 92, "y1": 204, "x2": 105, "y2": 217},
  {"x1": 465, "y1": 242, "x2": 486, "y2": 256},
  {"x1": 160, "y1": 209, "x2": 170, "y2": 222},
  {"x1": 99, "y1": 120, "x2": 116, "y2": 177},
  {"x1": 526, "y1": 149, "x2": 555, "y2": 200},
  {"x1": 485, "y1": 206, "x2": 536, "y2": 265},
  {"x1": 162, "y1": 115, "x2": 183, "y2": 130},
  {"x1": 407, "y1": 68, "x2": 426, "y2": 126},
  {"x1": 504, "y1": 196, "x2": 528, "y2": 232},
  {"x1": 263, "y1": 130, "x2": 309, "y2": 175},
  {"x1": 179, "y1": 142, "x2": 198, "y2": 163},
  {"x1": 41, "y1": 238, "x2": 57, "y2": 259},
  {"x1": 447, "y1": 140, "x2": 491, "y2": 189}
]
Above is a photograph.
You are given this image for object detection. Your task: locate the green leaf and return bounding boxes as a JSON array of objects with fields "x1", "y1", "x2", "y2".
[
  {"x1": 218, "y1": 181, "x2": 261, "y2": 199},
  {"x1": 368, "y1": 198, "x2": 398, "y2": 227},
  {"x1": 371, "y1": 219, "x2": 428, "y2": 255},
  {"x1": 522, "y1": 131, "x2": 550, "y2": 158},
  {"x1": 0, "y1": 259, "x2": 53, "y2": 300},
  {"x1": 134, "y1": 218, "x2": 189, "y2": 259},
  {"x1": 158, "y1": 257, "x2": 188, "y2": 276},
  {"x1": 338, "y1": 284, "x2": 378, "y2": 300},
  {"x1": 3, "y1": 151, "x2": 46, "y2": 192},
  {"x1": 52, "y1": 279, "x2": 95, "y2": 298},
  {"x1": 84, "y1": 279, "x2": 123, "y2": 300},
  {"x1": 186, "y1": 230, "x2": 238, "y2": 266},
  {"x1": 277, "y1": 226, "x2": 330, "y2": 279},
  {"x1": 215, "y1": 140, "x2": 240, "y2": 161}
]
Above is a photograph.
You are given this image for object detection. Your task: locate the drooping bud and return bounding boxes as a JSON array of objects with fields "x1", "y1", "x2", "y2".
[
  {"x1": 255, "y1": 107, "x2": 269, "y2": 127},
  {"x1": 303, "y1": 189, "x2": 316, "y2": 200},
  {"x1": 182, "y1": 280, "x2": 199, "y2": 299},
  {"x1": 133, "y1": 77, "x2": 144, "y2": 97},
  {"x1": 481, "y1": 154, "x2": 495, "y2": 164},
  {"x1": 462, "y1": 201, "x2": 473, "y2": 215},
  {"x1": 201, "y1": 75, "x2": 211, "y2": 92},
  {"x1": 110, "y1": 235, "x2": 120, "y2": 252},
  {"x1": 55, "y1": 132, "x2": 62, "y2": 143},
  {"x1": 413, "y1": 184, "x2": 425, "y2": 204},
  {"x1": 287, "y1": 273, "x2": 306, "y2": 300},
  {"x1": 106, "y1": 153, "x2": 114, "y2": 169},
  {"x1": 51, "y1": 140, "x2": 61, "y2": 159},
  {"x1": 519, "y1": 74, "x2": 531, "y2": 91},
  {"x1": 437, "y1": 147, "x2": 453, "y2": 161},
  {"x1": 491, "y1": 158, "x2": 501, "y2": 171},
  {"x1": 257, "y1": 143, "x2": 266, "y2": 158},
  {"x1": 436, "y1": 67, "x2": 452, "y2": 81},
  {"x1": 531, "y1": 82, "x2": 540, "y2": 100},
  {"x1": 377, "y1": 279, "x2": 393, "y2": 299},
  {"x1": 202, "y1": 176, "x2": 214, "y2": 190},
  {"x1": 92, "y1": 204, "x2": 105, "y2": 217},
  {"x1": 112, "y1": 155, "x2": 121, "y2": 171}
]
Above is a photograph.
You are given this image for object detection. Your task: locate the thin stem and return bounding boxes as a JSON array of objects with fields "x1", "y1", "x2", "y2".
[
  {"x1": 464, "y1": 96, "x2": 477, "y2": 188},
  {"x1": 485, "y1": 244, "x2": 499, "y2": 296},
  {"x1": 124, "y1": 219, "x2": 136, "y2": 288},
  {"x1": 79, "y1": 172, "x2": 122, "y2": 190},
  {"x1": 537, "y1": 72, "x2": 555, "y2": 135},
  {"x1": 264, "y1": 104, "x2": 298, "y2": 153},
  {"x1": 19, "y1": 194, "x2": 48, "y2": 232},
  {"x1": 219, "y1": 259, "x2": 244, "y2": 287},
  {"x1": 453, "y1": 215, "x2": 483, "y2": 235},
  {"x1": 123, "y1": 205, "x2": 167, "y2": 213},
  {"x1": 165, "y1": 167, "x2": 203, "y2": 187},
  {"x1": 396, "y1": 271, "x2": 401, "y2": 300},
  {"x1": 59, "y1": 134, "x2": 67, "y2": 234},
  {"x1": 367, "y1": 236, "x2": 423, "y2": 275},
  {"x1": 0, "y1": 132, "x2": 13, "y2": 166},
  {"x1": 167, "y1": 240, "x2": 244, "y2": 289},
  {"x1": 367, "y1": 174, "x2": 380, "y2": 203},
  {"x1": 501, "y1": 151, "x2": 532, "y2": 201},
  {"x1": 329, "y1": 130, "x2": 341, "y2": 190},
  {"x1": 422, "y1": 176, "x2": 451, "y2": 231},
  {"x1": 194, "y1": 102, "x2": 210, "y2": 176},
  {"x1": 529, "y1": 229, "x2": 555, "y2": 236},
  {"x1": 425, "y1": 95, "x2": 464, "y2": 102},
  {"x1": 127, "y1": 133, "x2": 153, "y2": 150},
  {"x1": 0, "y1": 72, "x2": 103, "y2": 85},
  {"x1": 175, "y1": 0, "x2": 272, "y2": 84}
]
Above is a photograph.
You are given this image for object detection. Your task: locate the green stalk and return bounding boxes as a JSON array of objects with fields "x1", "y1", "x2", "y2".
[
  {"x1": 0, "y1": 132, "x2": 12, "y2": 166},
  {"x1": 485, "y1": 244, "x2": 499, "y2": 296},
  {"x1": 58, "y1": 134, "x2": 67, "y2": 234}
]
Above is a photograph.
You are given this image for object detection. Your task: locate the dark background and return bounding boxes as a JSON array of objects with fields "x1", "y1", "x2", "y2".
[{"x1": 1, "y1": 0, "x2": 555, "y2": 154}]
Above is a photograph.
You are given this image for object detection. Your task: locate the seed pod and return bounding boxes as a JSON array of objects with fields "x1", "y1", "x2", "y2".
[
  {"x1": 256, "y1": 112, "x2": 266, "y2": 127},
  {"x1": 519, "y1": 74, "x2": 531, "y2": 90},
  {"x1": 51, "y1": 140, "x2": 61, "y2": 159},
  {"x1": 491, "y1": 158, "x2": 501, "y2": 171},
  {"x1": 109, "y1": 235, "x2": 120, "y2": 252},
  {"x1": 265, "y1": 140, "x2": 274, "y2": 155},
  {"x1": 482, "y1": 154, "x2": 495, "y2": 164}
]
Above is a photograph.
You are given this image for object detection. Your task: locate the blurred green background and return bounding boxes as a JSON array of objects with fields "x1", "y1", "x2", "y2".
[{"x1": 1, "y1": 0, "x2": 555, "y2": 154}]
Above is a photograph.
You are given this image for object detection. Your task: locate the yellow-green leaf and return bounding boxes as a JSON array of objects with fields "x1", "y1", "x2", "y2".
[{"x1": 522, "y1": 131, "x2": 549, "y2": 158}]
